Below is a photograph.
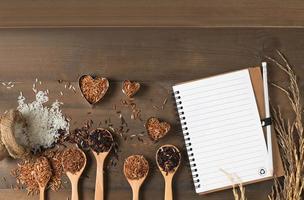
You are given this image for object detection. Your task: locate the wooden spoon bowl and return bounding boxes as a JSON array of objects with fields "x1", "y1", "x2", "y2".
[{"x1": 156, "y1": 144, "x2": 181, "y2": 200}]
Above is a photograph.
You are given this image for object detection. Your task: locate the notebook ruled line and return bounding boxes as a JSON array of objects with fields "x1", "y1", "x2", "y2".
[
  {"x1": 187, "y1": 114, "x2": 256, "y2": 128},
  {"x1": 180, "y1": 87, "x2": 249, "y2": 103},
  {"x1": 192, "y1": 141, "x2": 265, "y2": 156},
  {"x1": 183, "y1": 107, "x2": 253, "y2": 120},
  {"x1": 181, "y1": 94, "x2": 250, "y2": 109},
  {"x1": 188, "y1": 116, "x2": 256, "y2": 129},
  {"x1": 187, "y1": 119, "x2": 256, "y2": 133},
  {"x1": 174, "y1": 72, "x2": 247, "y2": 93},
  {"x1": 188, "y1": 123, "x2": 258, "y2": 139},
  {"x1": 183, "y1": 102, "x2": 252, "y2": 114},
  {"x1": 190, "y1": 126, "x2": 258, "y2": 140},
  {"x1": 196, "y1": 153, "x2": 263, "y2": 166},
  {"x1": 198, "y1": 159, "x2": 266, "y2": 177},
  {"x1": 194, "y1": 149, "x2": 265, "y2": 165},
  {"x1": 201, "y1": 171, "x2": 271, "y2": 187},
  {"x1": 191, "y1": 133, "x2": 261, "y2": 149}
]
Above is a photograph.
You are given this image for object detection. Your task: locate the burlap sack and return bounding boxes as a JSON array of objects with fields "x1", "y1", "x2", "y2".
[
  {"x1": 0, "y1": 109, "x2": 29, "y2": 159},
  {"x1": 0, "y1": 127, "x2": 8, "y2": 160}
]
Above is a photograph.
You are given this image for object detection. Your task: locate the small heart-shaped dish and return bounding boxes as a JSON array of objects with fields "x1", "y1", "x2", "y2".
[
  {"x1": 145, "y1": 117, "x2": 171, "y2": 141},
  {"x1": 122, "y1": 80, "x2": 140, "y2": 98},
  {"x1": 79, "y1": 75, "x2": 109, "y2": 105}
]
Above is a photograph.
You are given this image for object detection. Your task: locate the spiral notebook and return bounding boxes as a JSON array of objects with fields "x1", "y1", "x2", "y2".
[{"x1": 173, "y1": 67, "x2": 284, "y2": 194}]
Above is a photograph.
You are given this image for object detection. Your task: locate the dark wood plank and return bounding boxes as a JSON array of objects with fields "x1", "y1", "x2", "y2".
[
  {"x1": 0, "y1": 28, "x2": 302, "y2": 200},
  {"x1": 0, "y1": 28, "x2": 304, "y2": 81},
  {"x1": 0, "y1": 1, "x2": 304, "y2": 28}
]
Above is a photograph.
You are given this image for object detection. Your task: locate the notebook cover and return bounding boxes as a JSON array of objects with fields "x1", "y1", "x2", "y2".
[
  {"x1": 249, "y1": 67, "x2": 284, "y2": 177},
  {"x1": 196, "y1": 66, "x2": 284, "y2": 195}
]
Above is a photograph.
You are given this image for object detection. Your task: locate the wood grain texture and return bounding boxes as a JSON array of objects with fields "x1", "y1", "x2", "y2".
[
  {"x1": 0, "y1": 28, "x2": 303, "y2": 200},
  {"x1": 0, "y1": 1, "x2": 304, "y2": 28}
]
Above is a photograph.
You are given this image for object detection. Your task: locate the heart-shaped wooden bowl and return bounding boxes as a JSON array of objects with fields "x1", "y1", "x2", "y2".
[
  {"x1": 122, "y1": 80, "x2": 140, "y2": 98},
  {"x1": 145, "y1": 117, "x2": 171, "y2": 141},
  {"x1": 79, "y1": 75, "x2": 109, "y2": 105}
]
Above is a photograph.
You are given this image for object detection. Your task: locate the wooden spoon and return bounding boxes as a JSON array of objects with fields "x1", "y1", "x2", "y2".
[
  {"x1": 64, "y1": 150, "x2": 87, "y2": 200},
  {"x1": 91, "y1": 129, "x2": 114, "y2": 200},
  {"x1": 123, "y1": 155, "x2": 149, "y2": 200},
  {"x1": 124, "y1": 173, "x2": 148, "y2": 200},
  {"x1": 35, "y1": 175, "x2": 50, "y2": 200},
  {"x1": 156, "y1": 145, "x2": 181, "y2": 200},
  {"x1": 33, "y1": 157, "x2": 52, "y2": 200},
  {"x1": 92, "y1": 150, "x2": 112, "y2": 200}
]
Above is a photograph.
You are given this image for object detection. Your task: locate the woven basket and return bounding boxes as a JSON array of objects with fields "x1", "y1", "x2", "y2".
[{"x1": 0, "y1": 109, "x2": 29, "y2": 159}]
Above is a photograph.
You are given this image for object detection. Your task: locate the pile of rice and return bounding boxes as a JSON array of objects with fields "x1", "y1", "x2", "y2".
[{"x1": 16, "y1": 91, "x2": 69, "y2": 152}]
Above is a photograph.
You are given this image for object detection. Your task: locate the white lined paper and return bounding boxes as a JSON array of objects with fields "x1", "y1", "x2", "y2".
[{"x1": 173, "y1": 69, "x2": 271, "y2": 194}]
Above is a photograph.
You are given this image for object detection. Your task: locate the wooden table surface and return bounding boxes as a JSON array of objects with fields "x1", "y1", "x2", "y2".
[
  {"x1": 0, "y1": 0, "x2": 304, "y2": 28},
  {"x1": 0, "y1": 28, "x2": 302, "y2": 200}
]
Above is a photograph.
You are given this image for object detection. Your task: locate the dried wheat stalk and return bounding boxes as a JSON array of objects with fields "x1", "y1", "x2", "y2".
[
  {"x1": 222, "y1": 169, "x2": 247, "y2": 200},
  {"x1": 232, "y1": 183, "x2": 247, "y2": 200},
  {"x1": 265, "y1": 50, "x2": 304, "y2": 200}
]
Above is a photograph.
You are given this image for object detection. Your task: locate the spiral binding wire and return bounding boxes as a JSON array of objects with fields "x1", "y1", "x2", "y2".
[{"x1": 173, "y1": 90, "x2": 200, "y2": 189}]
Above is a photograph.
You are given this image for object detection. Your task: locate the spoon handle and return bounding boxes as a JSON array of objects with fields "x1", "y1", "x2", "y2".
[
  {"x1": 164, "y1": 177, "x2": 173, "y2": 200},
  {"x1": 71, "y1": 178, "x2": 79, "y2": 200},
  {"x1": 131, "y1": 185, "x2": 140, "y2": 200},
  {"x1": 95, "y1": 158, "x2": 105, "y2": 200},
  {"x1": 39, "y1": 187, "x2": 45, "y2": 200}
]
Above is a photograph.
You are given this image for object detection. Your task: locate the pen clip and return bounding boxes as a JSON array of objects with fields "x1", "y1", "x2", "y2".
[{"x1": 261, "y1": 117, "x2": 272, "y2": 127}]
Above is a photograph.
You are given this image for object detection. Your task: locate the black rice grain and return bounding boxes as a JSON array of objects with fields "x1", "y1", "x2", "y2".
[
  {"x1": 157, "y1": 146, "x2": 181, "y2": 175},
  {"x1": 89, "y1": 129, "x2": 113, "y2": 153}
]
